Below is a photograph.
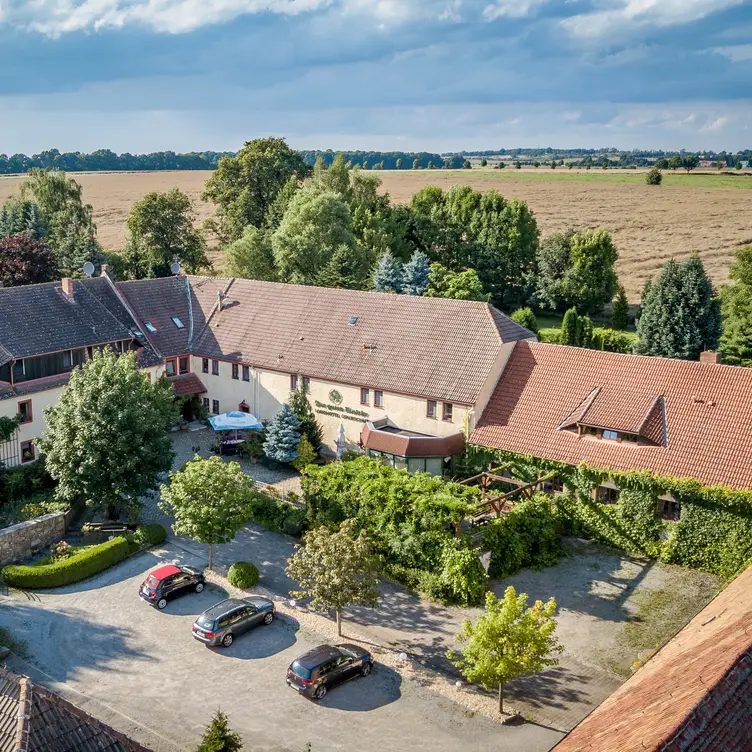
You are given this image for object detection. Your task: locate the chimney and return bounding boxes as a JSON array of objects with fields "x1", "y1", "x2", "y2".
[
  {"x1": 700, "y1": 351, "x2": 722, "y2": 365},
  {"x1": 217, "y1": 290, "x2": 224, "y2": 311},
  {"x1": 61, "y1": 278, "x2": 74, "y2": 301},
  {"x1": 101, "y1": 264, "x2": 111, "y2": 277}
]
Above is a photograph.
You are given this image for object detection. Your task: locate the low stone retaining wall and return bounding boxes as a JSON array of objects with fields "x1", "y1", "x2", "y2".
[{"x1": 0, "y1": 512, "x2": 66, "y2": 567}]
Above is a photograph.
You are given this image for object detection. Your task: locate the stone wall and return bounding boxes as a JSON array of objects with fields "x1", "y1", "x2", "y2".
[{"x1": 0, "y1": 512, "x2": 66, "y2": 567}]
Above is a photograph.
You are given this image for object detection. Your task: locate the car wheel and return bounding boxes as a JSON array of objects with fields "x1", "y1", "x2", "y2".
[
  {"x1": 195, "y1": 582, "x2": 204, "y2": 593},
  {"x1": 361, "y1": 662, "x2": 372, "y2": 677},
  {"x1": 314, "y1": 685, "x2": 327, "y2": 700},
  {"x1": 263, "y1": 611, "x2": 274, "y2": 625},
  {"x1": 222, "y1": 633, "x2": 233, "y2": 648},
  {"x1": 156, "y1": 598, "x2": 167, "y2": 610}
]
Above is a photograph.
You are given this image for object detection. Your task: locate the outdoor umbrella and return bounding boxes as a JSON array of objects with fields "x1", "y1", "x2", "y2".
[
  {"x1": 208, "y1": 411, "x2": 264, "y2": 431},
  {"x1": 336, "y1": 423, "x2": 346, "y2": 459}
]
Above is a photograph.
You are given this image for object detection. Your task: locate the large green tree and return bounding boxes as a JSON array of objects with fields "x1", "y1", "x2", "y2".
[
  {"x1": 288, "y1": 384, "x2": 323, "y2": 455},
  {"x1": 635, "y1": 255, "x2": 722, "y2": 360},
  {"x1": 37, "y1": 349, "x2": 176, "y2": 519},
  {"x1": 0, "y1": 197, "x2": 47, "y2": 239},
  {"x1": 286, "y1": 518, "x2": 380, "y2": 636},
  {"x1": 159, "y1": 456, "x2": 254, "y2": 570},
  {"x1": 122, "y1": 188, "x2": 209, "y2": 278},
  {"x1": 263, "y1": 404, "x2": 302, "y2": 464},
  {"x1": 447, "y1": 587, "x2": 562, "y2": 714},
  {"x1": 224, "y1": 225, "x2": 278, "y2": 281},
  {"x1": 203, "y1": 137, "x2": 310, "y2": 244},
  {"x1": 425, "y1": 263, "x2": 488, "y2": 301},
  {"x1": 536, "y1": 228, "x2": 619, "y2": 314},
  {"x1": 720, "y1": 245, "x2": 752, "y2": 366}
]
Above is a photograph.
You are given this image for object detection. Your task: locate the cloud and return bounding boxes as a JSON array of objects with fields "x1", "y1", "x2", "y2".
[
  {"x1": 483, "y1": 0, "x2": 549, "y2": 21},
  {"x1": 562, "y1": 0, "x2": 748, "y2": 37},
  {"x1": 711, "y1": 43, "x2": 752, "y2": 61},
  {"x1": 701, "y1": 115, "x2": 729, "y2": 132}
]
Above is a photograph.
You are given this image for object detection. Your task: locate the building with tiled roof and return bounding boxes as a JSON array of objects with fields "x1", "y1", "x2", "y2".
[
  {"x1": 0, "y1": 666, "x2": 151, "y2": 751},
  {"x1": 470, "y1": 341, "x2": 752, "y2": 490},
  {"x1": 553, "y1": 564, "x2": 752, "y2": 752}
]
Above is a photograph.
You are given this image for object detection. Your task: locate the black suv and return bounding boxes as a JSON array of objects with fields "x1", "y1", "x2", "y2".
[
  {"x1": 139, "y1": 564, "x2": 205, "y2": 610},
  {"x1": 192, "y1": 597, "x2": 275, "y2": 648},
  {"x1": 287, "y1": 644, "x2": 373, "y2": 700}
]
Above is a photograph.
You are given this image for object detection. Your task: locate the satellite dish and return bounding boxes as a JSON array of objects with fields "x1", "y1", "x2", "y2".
[
  {"x1": 170, "y1": 262, "x2": 181, "y2": 275},
  {"x1": 82, "y1": 261, "x2": 95, "y2": 277}
]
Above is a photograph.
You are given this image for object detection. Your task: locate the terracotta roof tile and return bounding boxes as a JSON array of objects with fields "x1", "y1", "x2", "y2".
[
  {"x1": 361, "y1": 422, "x2": 465, "y2": 457},
  {"x1": 168, "y1": 372, "x2": 207, "y2": 397},
  {"x1": 471, "y1": 342, "x2": 752, "y2": 490}
]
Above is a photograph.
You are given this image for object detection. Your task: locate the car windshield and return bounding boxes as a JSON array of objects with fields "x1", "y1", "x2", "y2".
[
  {"x1": 338, "y1": 647, "x2": 358, "y2": 658},
  {"x1": 145, "y1": 575, "x2": 158, "y2": 588},
  {"x1": 196, "y1": 616, "x2": 215, "y2": 629},
  {"x1": 291, "y1": 661, "x2": 312, "y2": 680}
]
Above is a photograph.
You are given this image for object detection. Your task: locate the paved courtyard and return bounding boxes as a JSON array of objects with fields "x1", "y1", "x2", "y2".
[{"x1": 0, "y1": 545, "x2": 563, "y2": 752}]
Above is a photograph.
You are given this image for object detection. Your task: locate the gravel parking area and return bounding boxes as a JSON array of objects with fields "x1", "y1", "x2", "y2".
[{"x1": 0, "y1": 545, "x2": 563, "y2": 752}]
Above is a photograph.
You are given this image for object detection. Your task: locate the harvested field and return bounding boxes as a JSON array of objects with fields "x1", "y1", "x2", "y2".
[{"x1": 2, "y1": 169, "x2": 750, "y2": 300}]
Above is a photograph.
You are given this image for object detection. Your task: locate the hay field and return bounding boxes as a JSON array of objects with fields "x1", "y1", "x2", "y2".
[{"x1": 1, "y1": 168, "x2": 750, "y2": 300}]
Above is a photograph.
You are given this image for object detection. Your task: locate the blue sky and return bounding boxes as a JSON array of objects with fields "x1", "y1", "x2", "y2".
[{"x1": 0, "y1": 0, "x2": 751, "y2": 153}]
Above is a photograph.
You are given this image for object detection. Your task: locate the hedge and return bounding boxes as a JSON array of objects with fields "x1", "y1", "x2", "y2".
[
  {"x1": 248, "y1": 490, "x2": 307, "y2": 536},
  {"x1": 2, "y1": 537, "x2": 131, "y2": 589},
  {"x1": 132, "y1": 523, "x2": 167, "y2": 547},
  {"x1": 228, "y1": 561, "x2": 260, "y2": 589}
]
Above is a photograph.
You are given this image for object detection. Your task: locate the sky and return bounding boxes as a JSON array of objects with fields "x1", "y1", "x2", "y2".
[{"x1": 0, "y1": 0, "x2": 751, "y2": 154}]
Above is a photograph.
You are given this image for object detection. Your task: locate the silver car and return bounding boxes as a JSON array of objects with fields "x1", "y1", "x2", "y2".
[{"x1": 191, "y1": 597, "x2": 275, "y2": 647}]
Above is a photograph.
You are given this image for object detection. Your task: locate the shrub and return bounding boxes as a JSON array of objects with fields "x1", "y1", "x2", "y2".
[
  {"x1": 510, "y1": 307, "x2": 539, "y2": 336},
  {"x1": 438, "y1": 543, "x2": 488, "y2": 606},
  {"x1": 50, "y1": 541, "x2": 72, "y2": 562},
  {"x1": 2, "y1": 537, "x2": 131, "y2": 589},
  {"x1": 132, "y1": 523, "x2": 167, "y2": 547},
  {"x1": 591, "y1": 327, "x2": 635, "y2": 353},
  {"x1": 538, "y1": 328, "x2": 562, "y2": 344},
  {"x1": 248, "y1": 490, "x2": 307, "y2": 536},
  {"x1": 228, "y1": 561, "x2": 260, "y2": 589},
  {"x1": 646, "y1": 168, "x2": 663, "y2": 185}
]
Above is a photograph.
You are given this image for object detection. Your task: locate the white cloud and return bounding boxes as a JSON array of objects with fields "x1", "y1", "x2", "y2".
[
  {"x1": 701, "y1": 115, "x2": 729, "y2": 132},
  {"x1": 562, "y1": 0, "x2": 747, "y2": 38},
  {"x1": 711, "y1": 43, "x2": 752, "y2": 61},
  {"x1": 483, "y1": 0, "x2": 548, "y2": 21}
]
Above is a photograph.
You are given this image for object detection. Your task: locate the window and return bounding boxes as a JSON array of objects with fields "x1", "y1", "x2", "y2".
[
  {"x1": 18, "y1": 400, "x2": 32, "y2": 424},
  {"x1": 203, "y1": 398, "x2": 210, "y2": 411},
  {"x1": 12, "y1": 360, "x2": 24, "y2": 381},
  {"x1": 442, "y1": 403, "x2": 453, "y2": 422},
  {"x1": 543, "y1": 477, "x2": 564, "y2": 494},
  {"x1": 374, "y1": 390, "x2": 383, "y2": 408},
  {"x1": 290, "y1": 374, "x2": 298, "y2": 390},
  {"x1": 144, "y1": 320, "x2": 158, "y2": 333},
  {"x1": 426, "y1": 400, "x2": 437, "y2": 418},
  {"x1": 202, "y1": 358, "x2": 209, "y2": 374},
  {"x1": 657, "y1": 498, "x2": 682, "y2": 522},
  {"x1": 242, "y1": 366, "x2": 250, "y2": 382},
  {"x1": 171, "y1": 317, "x2": 185, "y2": 329},
  {"x1": 212, "y1": 400, "x2": 220, "y2": 414},
  {"x1": 360, "y1": 388, "x2": 370, "y2": 405},
  {"x1": 20, "y1": 440, "x2": 35, "y2": 463},
  {"x1": 232, "y1": 364, "x2": 239, "y2": 380},
  {"x1": 179, "y1": 357, "x2": 189, "y2": 375},
  {"x1": 62, "y1": 350, "x2": 72, "y2": 368},
  {"x1": 303, "y1": 376, "x2": 310, "y2": 389},
  {"x1": 165, "y1": 359, "x2": 177, "y2": 377},
  {"x1": 596, "y1": 486, "x2": 619, "y2": 505},
  {"x1": 212, "y1": 360, "x2": 219, "y2": 376},
  {"x1": 602, "y1": 430, "x2": 619, "y2": 441}
]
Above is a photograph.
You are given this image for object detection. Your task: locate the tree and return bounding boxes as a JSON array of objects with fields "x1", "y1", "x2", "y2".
[
  {"x1": 498, "y1": 161, "x2": 506, "y2": 169},
  {"x1": 682, "y1": 154, "x2": 700, "y2": 173},
  {"x1": 272, "y1": 187, "x2": 356, "y2": 285},
  {"x1": 720, "y1": 245, "x2": 752, "y2": 366},
  {"x1": 463, "y1": 159, "x2": 472, "y2": 169},
  {"x1": 373, "y1": 250, "x2": 403, "y2": 293},
  {"x1": 286, "y1": 518, "x2": 380, "y2": 636},
  {"x1": 536, "y1": 229, "x2": 618, "y2": 314},
  {"x1": 480, "y1": 159, "x2": 488, "y2": 167},
  {"x1": 318, "y1": 243, "x2": 370, "y2": 290},
  {"x1": 645, "y1": 168, "x2": 662, "y2": 185},
  {"x1": 425, "y1": 263, "x2": 488, "y2": 301},
  {"x1": 550, "y1": 160, "x2": 556, "y2": 169},
  {"x1": 635, "y1": 255, "x2": 722, "y2": 360},
  {"x1": 655, "y1": 158, "x2": 669, "y2": 170},
  {"x1": 668, "y1": 155, "x2": 682, "y2": 171},
  {"x1": 159, "y1": 456, "x2": 254, "y2": 570},
  {"x1": 736, "y1": 159, "x2": 743, "y2": 170},
  {"x1": 396, "y1": 158, "x2": 404, "y2": 169},
  {"x1": 122, "y1": 188, "x2": 209, "y2": 278},
  {"x1": 510, "y1": 307, "x2": 539, "y2": 336},
  {"x1": 0, "y1": 235, "x2": 58, "y2": 287},
  {"x1": 413, "y1": 159, "x2": 420, "y2": 169},
  {"x1": 0, "y1": 198, "x2": 47, "y2": 239},
  {"x1": 611, "y1": 285, "x2": 629, "y2": 330},
  {"x1": 601, "y1": 158, "x2": 609, "y2": 169},
  {"x1": 38, "y1": 349, "x2": 176, "y2": 520},
  {"x1": 202, "y1": 137, "x2": 310, "y2": 244},
  {"x1": 263, "y1": 404, "x2": 302, "y2": 464},
  {"x1": 288, "y1": 384, "x2": 323, "y2": 455},
  {"x1": 427, "y1": 161, "x2": 436, "y2": 169},
  {"x1": 292, "y1": 435, "x2": 317, "y2": 472},
  {"x1": 196, "y1": 709, "x2": 243, "y2": 752},
  {"x1": 224, "y1": 225, "x2": 277, "y2": 281},
  {"x1": 514, "y1": 161, "x2": 521, "y2": 169},
  {"x1": 401, "y1": 250, "x2": 430, "y2": 295},
  {"x1": 447, "y1": 587, "x2": 562, "y2": 715}
]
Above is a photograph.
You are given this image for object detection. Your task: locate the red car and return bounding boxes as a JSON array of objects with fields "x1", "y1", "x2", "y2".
[{"x1": 139, "y1": 564, "x2": 205, "y2": 610}]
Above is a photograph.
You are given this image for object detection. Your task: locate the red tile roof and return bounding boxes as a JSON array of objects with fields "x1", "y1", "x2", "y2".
[
  {"x1": 168, "y1": 372, "x2": 207, "y2": 397},
  {"x1": 553, "y1": 565, "x2": 752, "y2": 752},
  {"x1": 471, "y1": 342, "x2": 752, "y2": 490},
  {"x1": 361, "y1": 422, "x2": 465, "y2": 458}
]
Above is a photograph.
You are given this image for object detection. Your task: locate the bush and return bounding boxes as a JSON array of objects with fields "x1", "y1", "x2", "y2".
[
  {"x1": 438, "y1": 543, "x2": 488, "y2": 606},
  {"x1": 50, "y1": 541, "x2": 72, "y2": 562},
  {"x1": 591, "y1": 327, "x2": 635, "y2": 353},
  {"x1": 2, "y1": 537, "x2": 131, "y2": 589},
  {"x1": 646, "y1": 168, "x2": 663, "y2": 185},
  {"x1": 228, "y1": 561, "x2": 260, "y2": 589},
  {"x1": 248, "y1": 490, "x2": 307, "y2": 536},
  {"x1": 132, "y1": 523, "x2": 167, "y2": 547},
  {"x1": 538, "y1": 328, "x2": 562, "y2": 344},
  {"x1": 510, "y1": 307, "x2": 539, "y2": 336}
]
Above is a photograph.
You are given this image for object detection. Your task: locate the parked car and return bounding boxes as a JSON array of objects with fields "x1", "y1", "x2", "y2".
[
  {"x1": 286, "y1": 644, "x2": 373, "y2": 700},
  {"x1": 139, "y1": 564, "x2": 205, "y2": 610},
  {"x1": 192, "y1": 597, "x2": 275, "y2": 647}
]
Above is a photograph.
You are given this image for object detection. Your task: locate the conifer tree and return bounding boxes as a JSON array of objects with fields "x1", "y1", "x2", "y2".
[
  {"x1": 372, "y1": 250, "x2": 403, "y2": 293},
  {"x1": 401, "y1": 250, "x2": 430, "y2": 295},
  {"x1": 611, "y1": 285, "x2": 629, "y2": 330},
  {"x1": 263, "y1": 404, "x2": 302, "y2": 464},
  {"x1": 196, "y1": 710, "x2": 243, "y2": 752},
  {"x1": 288, "y1": 384, "x2": 323, "y2": 455}
]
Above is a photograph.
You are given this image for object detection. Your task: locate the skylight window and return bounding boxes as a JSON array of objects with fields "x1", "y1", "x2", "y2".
[
  {"x1": 144, "y1": 320, "x2": 158, "y2": 333},
  {"x1": 349, "y1": 316, "x2": 358, "y2": 326},
  {"x1": 171, "y1": 317, "x2": 185, "y2": 329}
]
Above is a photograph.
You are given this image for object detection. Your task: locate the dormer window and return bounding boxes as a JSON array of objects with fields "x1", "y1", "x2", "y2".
[{"x1": 602, "y1": 430, "x2": 618, "y2": 440}]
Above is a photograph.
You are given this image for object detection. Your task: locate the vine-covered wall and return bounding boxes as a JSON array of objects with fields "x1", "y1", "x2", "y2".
[{"x1": 464, "y1": 445, "x2": 752, "y2": 580}]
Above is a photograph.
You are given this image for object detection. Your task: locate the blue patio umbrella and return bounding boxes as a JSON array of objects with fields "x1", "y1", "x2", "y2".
[{"x1": 209, "y1": 411, "x2": 264, "y2": 431}]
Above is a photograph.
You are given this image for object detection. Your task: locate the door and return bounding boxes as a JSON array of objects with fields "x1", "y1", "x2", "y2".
[{"x1": 238, "y1": 607, "x2": 257, "y2": 632}]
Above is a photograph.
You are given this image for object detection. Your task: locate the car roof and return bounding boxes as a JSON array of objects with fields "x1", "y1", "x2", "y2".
[
  {"x1": 245, "y1": 596, "x2": 272, "y2": 607},
  {"x1": 147, "y1": 564, "x2": 182, "y2": 581},
  {"x1": 293, "y1": 645, "x2": 344, "y2": 669},
  {"x1": 199, "y1": 599, "x2": 246, "y2": 619}
]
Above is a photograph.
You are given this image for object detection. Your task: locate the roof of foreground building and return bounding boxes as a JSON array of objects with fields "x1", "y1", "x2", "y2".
[{"x1": 470, "y1": 341, "x2": 752, "y2": 489}]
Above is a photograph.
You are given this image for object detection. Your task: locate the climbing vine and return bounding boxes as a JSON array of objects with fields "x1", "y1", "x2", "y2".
[
  {"x1": 464, "y1": 444, "x2": 752, "y2": 580},
  {"x1": 0, "y1": 415, "x2": 21, "y2": 444}
]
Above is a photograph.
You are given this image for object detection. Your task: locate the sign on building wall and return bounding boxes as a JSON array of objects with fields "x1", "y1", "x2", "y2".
[{"x1": 315, "y1": 396, "x2": 369, "y2": 423}]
